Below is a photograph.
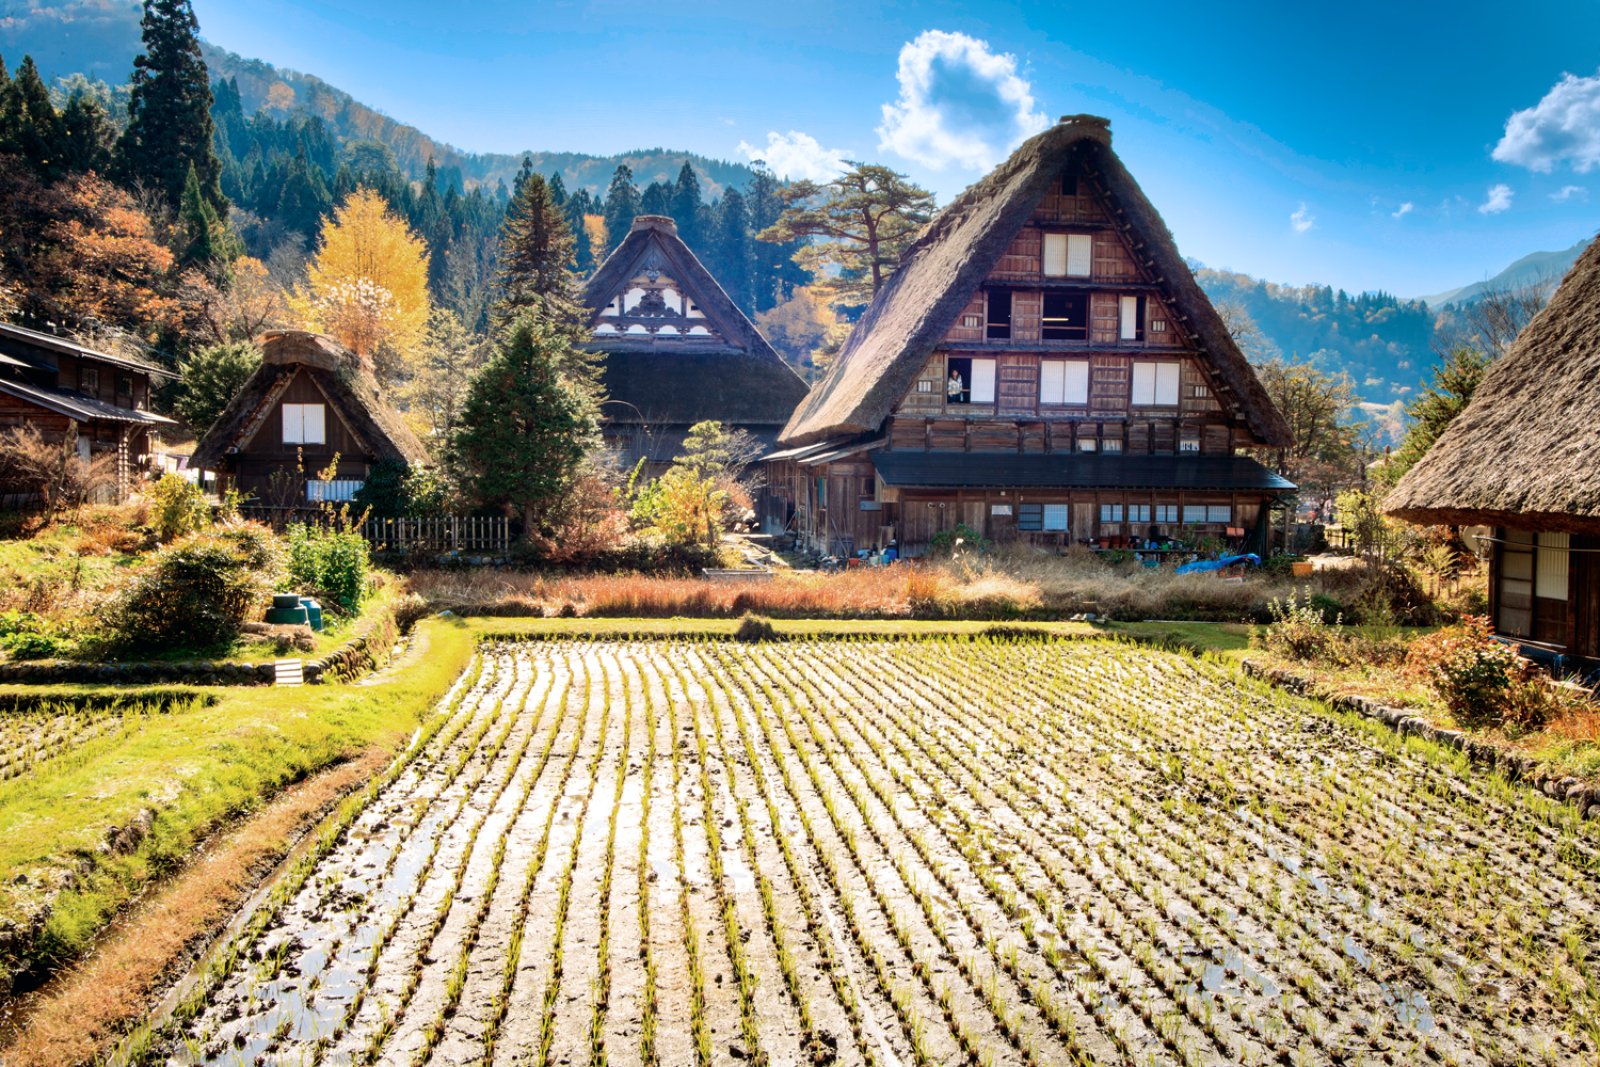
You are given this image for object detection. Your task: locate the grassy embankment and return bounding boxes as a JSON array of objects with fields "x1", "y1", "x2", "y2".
[{"x1": 0, "y1": 614, "x2": 475, "y2": 990}]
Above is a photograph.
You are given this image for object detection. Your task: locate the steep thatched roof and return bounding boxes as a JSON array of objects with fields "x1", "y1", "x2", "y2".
[
  {"x1": 190, "y1": 330, "x2": 429, "y2": 470},
  {"x1": 582, "y1": 215, "x2": 808, "y2": 428},
  {"x1": 780, "y1": 115, "x2": 1290, "y2": 448},
  {"x1": 1384, "y1": 232, "x2": 1600, "y2": 533},
  {"x1": 599, "y1": 351, "x2": 808, "y2": 427}
]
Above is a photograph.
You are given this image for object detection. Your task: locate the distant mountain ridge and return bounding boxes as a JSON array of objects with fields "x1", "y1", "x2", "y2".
[
  {"x1": 0, "y1": 0, "x2": 758, "y2": 196},
  {"x1": 1417, "y1": 239, "x2": 1590, "y2": 308}
]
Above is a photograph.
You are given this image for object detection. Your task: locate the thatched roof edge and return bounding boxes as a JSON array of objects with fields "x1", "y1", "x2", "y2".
[
  {"x1": 778, "y1": 117, "x2": 1290, "y2": 448},
  {"x1": 1382, "y1": 232, "x2": 1600, "y2": 526}
]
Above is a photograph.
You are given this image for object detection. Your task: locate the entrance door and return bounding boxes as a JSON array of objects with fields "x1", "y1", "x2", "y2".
[{"x1": 1072, "y1": 501, "x2": 1095, "y2": 545}]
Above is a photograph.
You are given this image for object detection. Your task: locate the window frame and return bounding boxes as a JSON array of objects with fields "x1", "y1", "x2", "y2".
[
  {"x1": 1038, "y1": 359, "x2": 1089, "y2": 406},
  {"x1": 1131, "y1": 361, "x2": 1181, "y2": 406},
  {"x1": 282, "y1": 402, "x2": 328, "y2": 446}
]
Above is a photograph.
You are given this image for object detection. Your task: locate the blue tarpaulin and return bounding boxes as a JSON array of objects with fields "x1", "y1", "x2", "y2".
[{"x1": 1175, "y1": 553, "x2": 1261, "y2": 575}]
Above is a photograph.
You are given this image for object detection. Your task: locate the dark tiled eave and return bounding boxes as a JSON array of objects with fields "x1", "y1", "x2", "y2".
[{"x1": 871, "y1": 450, "x2": 1295, "y2": 492}]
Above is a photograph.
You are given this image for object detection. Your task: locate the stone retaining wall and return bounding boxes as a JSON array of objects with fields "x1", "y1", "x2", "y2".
[
  {"x1": 0, "y1": 604, "x2": 401, "y2": 688},
  {"x1": 1241, "y1": 658, "x2": 1600, "y2": 818}
]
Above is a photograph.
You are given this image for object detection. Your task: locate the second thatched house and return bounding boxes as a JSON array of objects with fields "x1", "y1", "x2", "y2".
[
  {"x1": 769, "y1": 115, "x2": 1293, "y2": 556},
  {"x1": 581, "y1": 215, "x2": 809, "y2": 477},
  {"x1": 191, "y1": 330, "x2": 427, "y2": 506},
  {"x1": 1385, "y1": 232, "x2": 1600, "y2": 669}
]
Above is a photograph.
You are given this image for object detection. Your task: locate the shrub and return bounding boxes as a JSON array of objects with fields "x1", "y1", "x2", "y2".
[
  {"x1": 1257, "y1": 593, "x2": 1343, "y2": 662},
  {"x1": 148, "y1": 473, "x2": 211, "y2": 542},
  {"x1": 106, "y1": 524, "x2": 282, "y2": 651},
  {"x1": 0, "y1": 610, "x2": 76, "y2": 660},
  {"x1": 929, "y1": 522, "x2": 989, "y2": 557},
  {"x1": 352, "y1": 460, "x2": 449, "y2": 519},
  {"x1": 733, "y1": 612, "x2": 778, "y2": 642},
  {"x1": 1405, "y1": 616, "x2": 1518, "y2": 730},
  {"x1": 284, "y1": 522, "x2": 371, "y2": 613}
]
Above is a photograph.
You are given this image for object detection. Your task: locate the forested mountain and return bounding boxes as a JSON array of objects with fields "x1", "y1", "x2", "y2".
[
  {"x1": 1, "y1": 0, "x2": 759, "y2": 195},
  {"x1": 1193, "y1": 267, "x2": 1435, "y2": 403}
]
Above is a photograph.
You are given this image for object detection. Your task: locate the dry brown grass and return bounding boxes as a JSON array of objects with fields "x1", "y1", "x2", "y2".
[
  {"x1": 408, "y1": 546, "x2": 1365, "y2": 623},
  {"x1": 0, "y1": 747, "x2": 389, "y2": 1067}
]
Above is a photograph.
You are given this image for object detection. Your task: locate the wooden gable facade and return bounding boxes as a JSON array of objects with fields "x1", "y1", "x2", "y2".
[
  {"x1": 191, "y1": 331, "x2": 428, "y2": 505},
  {"x1": 581, "y1": 215, "x2": 809, "y2": 480},
  {"x1": 771, "y1": 116, "x2": 1293, "y2": 556}
]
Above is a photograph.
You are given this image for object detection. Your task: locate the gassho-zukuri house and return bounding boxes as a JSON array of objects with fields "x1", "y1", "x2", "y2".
[
  {"x1": 191, "y1": 329, "x2": 428, "y2": 504},
  {"x1": 1385, "y1": 232, "x2": 1600, "y2": 670},
  {"x1": 582, "y1": 214, "x2": 809, "y2": 479},
  {"x1": 766, "y1": 114, "x2": 1295, "y2": 557}
]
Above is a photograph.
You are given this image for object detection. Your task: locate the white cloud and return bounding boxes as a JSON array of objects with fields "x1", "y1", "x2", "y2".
[
  {"x1": 876, "y1": 29, "x2": 1048, "y2": 171},
  {"x1": 1553, "y1": 184, "x2": 1589, "y2": 201},
  {"x1": 1290, "y1": 203, "x2": 1315, "y2": 233},
  {"x1": 1493, "y1": 70, "x2": 1600, "y2": 173},
  {"x1": 1392, "y1": 201, "x2": 1414, "y2": 219},
  {"x1": 736, "y1": 131, "x2": 849, "y2": 182},
  {"x1": 1479, "y1": 183, "x2": 1514, "y2": 214}
]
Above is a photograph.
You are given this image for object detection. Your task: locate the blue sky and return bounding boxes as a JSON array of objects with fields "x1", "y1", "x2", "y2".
[{"x1": 192, "y1": 0, "x2": 1600, "y2": 298}]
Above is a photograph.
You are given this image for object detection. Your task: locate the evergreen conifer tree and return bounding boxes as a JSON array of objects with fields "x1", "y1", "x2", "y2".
[
  {"x1": 602, "y1": 164, "x2": 640, "y2": 254},
  {"x1": 670, "y1": 161, "x2": 704, "y2": 251},
  {"x1": 640, "y1": 180, "x2": 671, "y2": 217},
  {"x1": 711, "y1": 187, "x2": 752, "y2": 313},
  {"x1": 494, "y1": 170, "x2": 585, "y2": 332},
  {"x1": 746, "y1": 163, "x2": 804, "y2": 314},
  {"x1": 60, "y1": 92, "x2": 116, "y2": 174},
  {"x1": 3, "y1": 57, "x2": 67, "y2": 179},
  {"x1": 117, "y1": 0, "x2": 226, "y2": 217},
  {"x1": 449, "y1": 314, "x2": 598, "y2": 536}
]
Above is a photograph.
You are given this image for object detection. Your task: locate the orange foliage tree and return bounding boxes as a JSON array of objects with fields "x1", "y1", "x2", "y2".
[{"x1": 0, "y1": 168, "x2": 179, "y2": 339}]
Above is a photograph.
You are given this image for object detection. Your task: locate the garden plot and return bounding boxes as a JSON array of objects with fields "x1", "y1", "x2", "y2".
[{"x1": 135, "y1": 636, "x2": 1600, "y2": 1067}]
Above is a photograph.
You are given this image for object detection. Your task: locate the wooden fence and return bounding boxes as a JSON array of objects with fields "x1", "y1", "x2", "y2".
[
  {"x1": 362, "y1": 515, "x2": 514, "y2": 554},
  {"x1": 237, "y1": 507, "x2": 514, "y2": 554}
]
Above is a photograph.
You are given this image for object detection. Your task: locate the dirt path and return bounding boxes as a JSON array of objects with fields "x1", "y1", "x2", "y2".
[{"x1": 126, "y1": 637, "x2": 1600, "y2": 1067}]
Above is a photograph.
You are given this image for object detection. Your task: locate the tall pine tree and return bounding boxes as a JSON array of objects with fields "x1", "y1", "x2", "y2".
[
  {"x1": 495, "y1": 171, "x2": 585, "y2": 331},
  {"x1": 1, "y1": 56, "x2": 67, "y2": 179},
  {"x1": 449, "y1": 314, "x2": 598, "y2": 536},
  {"x1": 602, "y1": 164, "x2": 640, "y2": 255},
  {"x1": 669, "y1": 161, "x2": 704, "y2": 252},
  {"x1": 710, "y1": 188, "x2": 752, "y2": 313},
  {"x1": 117, "y1": 0, "x2": 226, "y2": 217}
]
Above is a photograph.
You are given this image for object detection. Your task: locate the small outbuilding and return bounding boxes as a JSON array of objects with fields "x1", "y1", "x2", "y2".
[
  {"x1": 191, "y1": 330, "x2": 428, "y2": 506},
  {"x1": 1384, "y1": 232, "x2": 1600, "y2": 668}
]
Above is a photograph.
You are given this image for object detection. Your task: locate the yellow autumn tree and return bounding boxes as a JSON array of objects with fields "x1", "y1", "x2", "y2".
[{"x1": 290, "y1": 188, "x2": 430, "y2": 384}]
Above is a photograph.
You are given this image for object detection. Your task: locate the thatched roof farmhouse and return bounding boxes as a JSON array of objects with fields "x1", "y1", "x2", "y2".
[
  {"x1": 582, "y1": 215, "x2": 808, "y2": 475},
  {"x1": 768, "y1": 115, "x2": 1293, "y2": 556},
  {"x1": 191, "y1": 330, "x2": 427, "y2": 504},
  {"x1": 1385, "y1": 232, "x2": 1600, "y2": 665}
]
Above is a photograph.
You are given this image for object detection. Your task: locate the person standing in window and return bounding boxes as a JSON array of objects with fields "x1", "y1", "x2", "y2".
[{"x1": 947, "y1": 369, "x2": 966, "y2": 405}]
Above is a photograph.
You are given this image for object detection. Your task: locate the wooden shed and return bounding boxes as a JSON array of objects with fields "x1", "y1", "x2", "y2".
[
  {"x1": 771, "y1": 115, "x2": 1294, "y2": 556},
  {"x1": 1385, "y1": 233, "x2": 1600, "y2": 668},
  {"x1": 190, "y1": 330, "x2": 428, "y2": 505}
]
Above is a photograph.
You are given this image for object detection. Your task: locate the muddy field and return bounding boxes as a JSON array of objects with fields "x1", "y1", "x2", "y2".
[{"x1": 135, "y1": 636, "x2": 1600, "y2": 1066}]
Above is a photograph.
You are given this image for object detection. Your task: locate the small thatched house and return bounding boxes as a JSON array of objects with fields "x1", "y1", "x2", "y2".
[
  {"x1": 0, "y1": 321, "x2": 177, "y2": 493},
  {"x1": 769, "y1": 115, "x2": 1293, "y2": 556},
  {"x1": 582, "y1": 215, "x2": 808, "y2": 482},
  {"x1": 191, "y1": 330, "x2": 427, "y2": 505},
  {"x1": 1385, "y1": 233, "x2": 1600, "y2": 667}
]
